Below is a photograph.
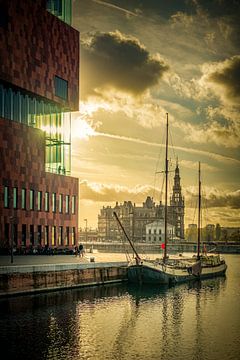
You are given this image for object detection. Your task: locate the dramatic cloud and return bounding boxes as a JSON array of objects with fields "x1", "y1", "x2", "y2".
[
  {"x1": 203, "y1": 55, "x2": 240, "y2": 105},
  {"x1": 185, "y1": 188, "x2": 240, "y2": 209},
  {"x1": 79, "y1": 180, "x2": 159, "y2": 203},
  {"x1": 80, "y1": 30, "x2": 169, "y2": 99}
]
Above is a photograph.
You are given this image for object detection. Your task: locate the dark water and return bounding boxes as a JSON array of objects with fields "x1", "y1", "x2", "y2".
[{"x1": 0, "y1": 254, "x2": 239, "y2": 360}]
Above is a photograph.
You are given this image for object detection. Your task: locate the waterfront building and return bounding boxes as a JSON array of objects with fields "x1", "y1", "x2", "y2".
[
  {"x1": 145, "y1": 220, "x2": 175, "y2": 243},
  {"x1": 0, "y1": 0, "x2": 79, "y2": 253},
  {"x1": 98, "y1": 164, "x2": 184, "y2": 242}
]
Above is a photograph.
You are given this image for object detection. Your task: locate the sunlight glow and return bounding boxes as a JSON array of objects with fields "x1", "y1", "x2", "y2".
[{"x1": 72, "y1": 118, "x2": 97, "y2": 139}]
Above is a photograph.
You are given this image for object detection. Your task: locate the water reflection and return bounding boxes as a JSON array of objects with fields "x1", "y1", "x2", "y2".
[{"x1": 0, "y1": 260, "x2": 239, "y2": 360}]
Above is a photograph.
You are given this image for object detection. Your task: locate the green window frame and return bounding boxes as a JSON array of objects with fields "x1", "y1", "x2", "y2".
[
  {"x1": 65, "y1": 195, "x2": 69, "y2": 214},
  {"x1": 37, "y1": 191, "x2": 42, "y2": 211},
  {"x1": 4, "y1": 186, "x2": 9, "y2": 208},
  {"x1": 13, "y1": 187, "x2": 18, "y2": 209},
  {"x1": 21, "y1": 188, "x2": 26, "y2": 210},
  {"x1": 52, "y1": 193, "x2": 56, "y2": 213},
  {"x1": 30, "y1": 189, "x2": 34, "y2": 210},
  {"x1": 59, "y1": 194, "x2": 63, "y2": 213},
  {"x1": 71, "y1": 195, "x2": 76, "y2": 214},
  {"x1": 45, "y1": 192, "x2": 49, "y2": 212}
]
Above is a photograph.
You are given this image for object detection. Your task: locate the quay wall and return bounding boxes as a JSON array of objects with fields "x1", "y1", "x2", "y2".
[
  {"x1": 83, "y1": 242, "x2": 240, "y2": 254},
  {"x1": 0, "y1": 262, "x2": 128, "y2": 297}
]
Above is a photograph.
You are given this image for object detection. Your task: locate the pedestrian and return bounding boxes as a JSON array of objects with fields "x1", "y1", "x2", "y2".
[
  {"x1": 74, "y1": 245, "x2": 79, "y2": 257},
  {"x1": 79, "y1": 243, "x2": 84, "y2": 257}
]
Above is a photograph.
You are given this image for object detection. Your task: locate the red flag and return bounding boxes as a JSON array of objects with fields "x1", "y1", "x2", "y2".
[{"x1": 161, "y1": 243, "x2": 165, "y2": 249}]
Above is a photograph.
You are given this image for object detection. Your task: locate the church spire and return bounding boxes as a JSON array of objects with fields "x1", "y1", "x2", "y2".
[{"x1": 170, "y1": 159, "x2": 185, "y2": 239}]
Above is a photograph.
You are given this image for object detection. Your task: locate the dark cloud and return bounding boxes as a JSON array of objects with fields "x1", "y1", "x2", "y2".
[
  {"x1": 207, "y1": 56, "x2": 240, "y2": 104},
  {"x1": 186, "y1": 189, "x2": 240, "y2": 209},
  {"x1": 80, "y1": 30, "x2": 169, "y2": 99},
  {"x1": 205, "y1": 191, "x2": 240, "y2": 209}
]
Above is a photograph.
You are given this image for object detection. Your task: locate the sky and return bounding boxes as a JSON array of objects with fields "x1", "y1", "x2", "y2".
[{"x1": 70, "y1": 0, "x2": 240, "y2": 230}]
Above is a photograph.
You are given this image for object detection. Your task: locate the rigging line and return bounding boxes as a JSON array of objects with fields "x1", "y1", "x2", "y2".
[
  {"x1": 169, "y1": 127, "x2": 177, "y2": 162},
  {"x1": 152, "y1": 127, "x2": 166, "y2": 200},
  {"x1": 160, "y1": 175, "x2": 165, "y2": 203}
]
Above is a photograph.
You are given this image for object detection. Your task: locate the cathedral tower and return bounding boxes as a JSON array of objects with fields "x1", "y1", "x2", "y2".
[{"x1": 170, "y1": 160, "x2": 185, "y2": 239}]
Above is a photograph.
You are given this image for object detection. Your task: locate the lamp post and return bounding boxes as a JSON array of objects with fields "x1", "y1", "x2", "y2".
[{"x1": 10, "y1": 216, "x2": 14, "y2": 264}]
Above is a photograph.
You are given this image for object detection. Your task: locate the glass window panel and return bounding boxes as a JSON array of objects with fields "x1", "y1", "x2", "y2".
[
  {"x1": 45, "y1": 192, "x2": 49, "y2": 212},
  {"x1": 30, "y1": 189, "x2": 34, "y2": 210},
  {"x1": 52, "y1": 193, "x2": 56, "y2": 212},
  {"x1": 30, "y1": 225, "x2": 34, "y2": 245},
  {"x1": 58, "y1": 226, "x2": 63, "y2": 245},
  {"x1": 52, "y1": 226, "x2": 56, "y2": 246},
  {"x1": 21, "y1": 188, "x2": 26, "y2": 209},
  {"x1": 71, "y1": 195, "x2": 75, "y2": 214},
  {"x1": 13, "y1": 187, "x2": 18, "y2": 209},
  {"x1": 54, "y1": 75, "x2": 68, "y2": 100},
  {"x1": 59, "y1": 194, "x2": 63, "y2": 213},
  {"x1": 37, "y1": 191, "x2": 42, "y2": 211},
  {"x1": 4, "y1": 186, "x2": 9, "y2": 208},
  {"x1": 65, "y1": 195, "x2": 69, "y2": 213},
  {"x1": 66, "y1": 226, "x2": 69, "y2": 246},
  {"x1": 72, "y1": 227, "x2": 76, "y2": 245}
]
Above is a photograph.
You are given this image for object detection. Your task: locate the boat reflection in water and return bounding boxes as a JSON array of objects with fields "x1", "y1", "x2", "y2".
[{"x1": 1, "y1": 260, "x2": 239, "y2": 360}]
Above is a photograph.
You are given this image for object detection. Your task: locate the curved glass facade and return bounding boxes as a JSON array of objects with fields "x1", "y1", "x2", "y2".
[
  {"x1": 46, "y1": 0, "x2": 72, "y2": 25},
  {"x1": 0, "y1": 83, "x2": 71, "y2": 175}
]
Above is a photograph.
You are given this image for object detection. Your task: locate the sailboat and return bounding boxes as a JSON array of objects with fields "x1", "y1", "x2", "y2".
[{"x1": 113, "y1": 113, "x2": 227, "y2": 285}]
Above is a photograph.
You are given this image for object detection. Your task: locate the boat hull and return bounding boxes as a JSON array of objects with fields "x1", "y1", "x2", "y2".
[{"x1": 128, "y1": 262, "x2": 227, "y2": 285}]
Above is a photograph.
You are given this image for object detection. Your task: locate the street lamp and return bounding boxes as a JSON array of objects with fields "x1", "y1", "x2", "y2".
[{"x1": 9, "y1": 216, "x2": 16, "y2": 264}]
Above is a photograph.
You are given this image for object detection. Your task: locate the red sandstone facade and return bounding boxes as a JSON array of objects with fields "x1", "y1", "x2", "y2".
[
  {"x1": 0, "y1": 118, "x2": 78, "y2": 250},
  {"x1": 0, "y1": 0, "x2": 79, "y2": 110},
  {"x1": 0, "y1": 0, "x2": 79, "y2": 252}
]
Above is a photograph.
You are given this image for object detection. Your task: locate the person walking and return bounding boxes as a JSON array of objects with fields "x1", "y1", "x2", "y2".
[{"x1": 79, "y1": 243, "x2": 84, "y2": 257}]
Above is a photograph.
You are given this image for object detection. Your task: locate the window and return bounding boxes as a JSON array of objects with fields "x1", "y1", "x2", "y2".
[
  {"x1": 52, "y1": 193, "x2": 56, "y2": 212},
  {"x1": 66, "y1": 226, "x2": 70, "y2": 246},
  {"x1": 71, "y1": 195, "x2": 76, "y2": 214},
  {"x1": 72, "y1": 227, "x2": 76, "y2": 245},
  {"x1": 65, "y1": 195, "x2": 69, "y2": 214},
  {"x1": 58, "y1": 226, "x2": 63, "y2": 246},
  {"x1": 148, "y1": 229, "x2": 151, "y2": 234},
  {"x1": 22, "y1": 224, "x2": 27, "y2": 246},
  {"x1": 159, "y1": 229, "x2": 162, "y2": 234},
  {"x1": 37, "y1": 225, "x2": 41, "y2": 245},
  {"x1": 21, "y1": 188, "x2": 26, "y2": 210},
  {"x1": 30, "y1": 189, "x2": 34, "y2": 210},
  {"x1": 52, "y1": 226, "x2": 56, "y2": 246},
  {"x1": 37, "y1": 191, "x2": 42, "y2": 211},
  {"x1": 4, "y1": 186, "x2": 9, "y2": 208},
  {"x1": 13, "y1": 187, "x2": 18, "y2": 209},
  {"x1": 45, "y1": 226, "x2": 49, "y2": 246},
  {"x1": 30, "y1": 225, "x2": 34, "y2": 246},
  {"x1": 45, "y1": 192, "x2": 49, "y2": 212},
  {"x1": 54, "y1": 75, "x2": 68, "y2": 100},
  {"x1": 59, "y1": 194, "x2": 63, "y2": 213}
]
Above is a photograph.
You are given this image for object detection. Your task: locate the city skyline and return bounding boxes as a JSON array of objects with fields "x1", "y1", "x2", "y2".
[{"x1": 71, "y1": 0, "x2": 239, "y2": 229}]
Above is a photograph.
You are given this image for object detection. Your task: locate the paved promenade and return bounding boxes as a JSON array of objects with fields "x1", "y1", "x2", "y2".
[{"x1": 0, "y1": 252, "x2": 130, "y2": 267}]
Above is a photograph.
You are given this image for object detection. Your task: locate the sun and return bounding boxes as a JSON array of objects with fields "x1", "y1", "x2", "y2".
[{"x1": 71, "y1": 117, "x2": 96, "y2": 140}]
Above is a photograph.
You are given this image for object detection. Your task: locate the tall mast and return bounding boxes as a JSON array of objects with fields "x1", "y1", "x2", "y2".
[
  {"x1": 197, "y1": 161, "x2": 201, "y2": 260},
  {"x1": 163, "y1": 113, "x2": 169, "y2": 262}
]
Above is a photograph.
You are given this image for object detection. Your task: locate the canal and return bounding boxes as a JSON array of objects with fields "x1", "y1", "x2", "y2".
[{"x1": 0, "y1": 254, "x2": 239, "y2": 360}]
